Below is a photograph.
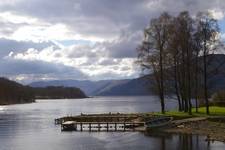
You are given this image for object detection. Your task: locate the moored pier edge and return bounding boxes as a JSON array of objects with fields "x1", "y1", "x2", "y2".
[{"x1": 60, "y1": 121, "x2": 145, "y2": 132}]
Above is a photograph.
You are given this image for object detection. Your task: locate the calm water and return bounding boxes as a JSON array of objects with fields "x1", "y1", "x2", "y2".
[{"x1": 0, "y1": 96, "x2": 224, "y2": 150}]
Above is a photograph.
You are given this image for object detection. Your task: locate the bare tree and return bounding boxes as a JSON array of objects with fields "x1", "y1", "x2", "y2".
[
  {"x1": 137, "y1": 13, "x2": 172, "y2": 113},
  {"x1": 195, "y1": 12, "x2": 220, "y2": 114},
  {"x1": 137, "y1": 11, "x2": 222, "y2": 115}
]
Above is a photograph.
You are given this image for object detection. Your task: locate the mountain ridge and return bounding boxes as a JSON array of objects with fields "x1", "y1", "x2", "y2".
[
  {"x1": 29, "y1": 77, "x2": 153, "y2": 96},
  {"x1": 29, "y1": 54, "x2": 225, "y2": 96}
]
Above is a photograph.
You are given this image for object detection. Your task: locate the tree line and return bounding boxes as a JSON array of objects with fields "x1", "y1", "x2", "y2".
[
  {"x1": 0, "y1": 77, "x2": 34, "y2": 105},
  {"x1": 0, "y1": 78, "x2": 87, "y2": 105},
  {"x1": 34, "y1": 86, "x2": 87, "y2": 99},
  {"x1": 137, "y1": 11, "x2": 224, "y2": 114}
]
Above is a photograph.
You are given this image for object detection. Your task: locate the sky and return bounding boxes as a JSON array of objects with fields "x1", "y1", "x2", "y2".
[{"x1": 0, "y1": 0, "x2": 225, "y2": 83}]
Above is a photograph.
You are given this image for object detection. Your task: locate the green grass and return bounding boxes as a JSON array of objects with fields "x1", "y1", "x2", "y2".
[
  {"x1": 153, "y1": 106, "x2": 225, "y2": 120},
  {"x1": 196, "y1": 106, "x2": 225, "y2": 116}
]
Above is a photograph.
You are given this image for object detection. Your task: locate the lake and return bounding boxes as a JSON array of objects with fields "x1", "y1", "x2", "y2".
[{"x1": 0, "y1": 96, "x2": 224, "y2": 150}]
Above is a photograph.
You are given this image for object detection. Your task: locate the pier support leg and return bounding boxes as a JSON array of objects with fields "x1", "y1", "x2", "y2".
[
  {"x1": 115, "y1": 123, "x2": 117, "y2": 131},
  {"x1": 89, "y1": 123, "x2": 91, "y2": 132},
  {"x1": 107, "y1": 123, "x2": 109, "y2": 132},
  {"x1": 80, "y1": 123, "x2": 83, "y2": 131},
  {"x1": 98, "y1": 123, "x2": 100, "y2": 131},
  {"x1": 124, "y1": 123, "x2": 126, "y2": 131}
]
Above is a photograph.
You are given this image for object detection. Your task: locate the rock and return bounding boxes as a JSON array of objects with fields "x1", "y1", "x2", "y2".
[{"x1": 177, "y1": 125, "x2": 185, "y2": 128}]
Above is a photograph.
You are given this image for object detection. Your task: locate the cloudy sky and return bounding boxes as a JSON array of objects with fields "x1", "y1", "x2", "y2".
[{"x1": 0, "y1": 0, "x2": 225, "y2": 83}]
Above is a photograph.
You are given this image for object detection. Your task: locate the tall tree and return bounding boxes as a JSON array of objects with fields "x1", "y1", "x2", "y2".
[
  {"x1": 196, "y1": 12, "x2": 220, "y2": 114},
  {"x1": 174, "y1": 12, "x2": 194, "y2": 114},
  {"x1": 137, "y1": 13, "x2": 172, "y2": 114},
  {"x1": 138, "y1": 11, "x2": 222, "y2": 115},
  {"x1": 166, "y1": 17, "x2": 183, "y2": 111}
]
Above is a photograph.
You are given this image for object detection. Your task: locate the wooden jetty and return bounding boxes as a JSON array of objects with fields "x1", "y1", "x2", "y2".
[
  {"x1": 55, "y1": 113, "x2": 142, "y2": 125},
  {"x1": 55, "y1": 113, "x2": 147, "y2": 132},
  {"x1": 61, "y1": 121, "x2": 145, "y2": 132}
]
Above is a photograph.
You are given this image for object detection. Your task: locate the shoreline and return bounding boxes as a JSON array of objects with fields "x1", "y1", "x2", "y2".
[
  {"x1": 163, "y1": 119, "x2": 225, "y2": 143},
  {"x1": 56, "y1": 111, "x2": 225, "y2": 143},
  {"x1": 0, "y1": 97, "x2": 91, "y2": 105}
]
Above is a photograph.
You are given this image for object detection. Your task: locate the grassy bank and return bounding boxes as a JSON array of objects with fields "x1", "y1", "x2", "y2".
[
  {"x1": 153, "y1": 106, "x2": 225, "y2": 119},
  {"x1": 152, "y1": 106, "x2": 225, "y2": 143}
]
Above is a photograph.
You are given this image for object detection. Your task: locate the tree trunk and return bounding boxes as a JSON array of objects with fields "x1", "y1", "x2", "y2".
[
  {"x1": 159, "y1": 48, "x2": 165, "y2": 114},
  {"x1": 194, "y1": 55, "x2": 199, "y2": 112},
  {"x1": 174, "y1": 56, "x2": 182, "y2": 111},
  {"x1": 187, "y1": 47, "x2": 192, "y2": 115},
  {"x1": 203, "y1": 49, "x2": 209, "y2": 115}
]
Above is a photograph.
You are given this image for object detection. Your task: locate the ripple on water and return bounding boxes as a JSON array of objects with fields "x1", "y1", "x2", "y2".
[{"x1": 0, "y1": 97, "x2": 224, "y2": 150}]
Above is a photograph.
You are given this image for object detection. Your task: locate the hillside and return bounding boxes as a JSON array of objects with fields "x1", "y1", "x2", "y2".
[
  {"x1": 95, "y1": 77, "x2": 152, "y2": 96},
  {"x1": 203, "y1": 54, "x2": 225, "y2": 94},
  {"x1": 0, "y1": 78, "x2": 88, "y2": 105},
  {"x1": 29, "y1": 54, "x2": 225, "y2": 96},
  {"x1": 0, "y1": 78, "x2": 35, "y2": 105},
  {"x1": 33, "y1": 86, "x2": 87, "y2": 99},
  {"x1": 29, "y1": 79, "x2": 132, "y2": 96},
  {"x1": 29, "y1": 78, "x2": 152, "y2": 96},
  {"x1": 30, "y1": 80, "x2": 110, "y2": 95}
]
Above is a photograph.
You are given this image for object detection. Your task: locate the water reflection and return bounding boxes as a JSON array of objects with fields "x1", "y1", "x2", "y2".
[
  {"x1": 0, "y1": 97, "x2": 224, "y2": 150},
  {"x1": 0, "y1": 106, "x2": 6, "y2": 111},
  {"x1": 145, "y1": 131, "x2": 224, "y2": 150}
]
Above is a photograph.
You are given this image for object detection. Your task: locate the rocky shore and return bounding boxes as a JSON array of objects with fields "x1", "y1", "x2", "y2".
[{"x1": 164, "y1": 120, "x2": 225, "y2": 143}]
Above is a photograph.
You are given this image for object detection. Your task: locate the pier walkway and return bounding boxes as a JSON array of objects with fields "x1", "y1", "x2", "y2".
[
  {"x1": 55, "y1": 113, "x2": 147, "y2": 132},
  {"x1": 61, "y1": 121, "x2": 145, "y2": 131}
]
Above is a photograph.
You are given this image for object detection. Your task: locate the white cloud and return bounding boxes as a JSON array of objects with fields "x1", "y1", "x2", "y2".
[
  {"x1": 8, "y1": 41, "x2": 139, "y2": 81},
  {"x1": 0, "y1": 0, "x2": 224, "y2": 81},
  {"x1": 209, "y1": 9, "x2": 225, "y2": 20},
  {"x1": 0, "y1": 12, "x2": 37, "y2": 24}
]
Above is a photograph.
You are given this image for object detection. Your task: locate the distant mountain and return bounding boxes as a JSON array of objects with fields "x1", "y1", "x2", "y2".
[
  {"x1": 29, "y1": 78, "x2": 153, "y2": 96},
  {"x1": 29, "y1": 54, "x2": 225, "y2": 96},
  {"x1": 204, "y1": 54, "x2": 225, "y2": 94},
  {"x1": 95, "y1": 77, "x2": 152, "y2": 96},
  {"x1": 29, "y1": 80, "x2": 111, "y2": 95}
]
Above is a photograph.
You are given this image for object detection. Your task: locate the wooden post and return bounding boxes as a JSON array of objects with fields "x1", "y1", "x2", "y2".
[
  {"x1": 115, "y1": 123, "x2": 117, "y2": 131},
  {"x1": 124, "y1": 122, "x2": 126, "y2": 131},
  {"x1": 98, "y1": 123, "x2": 100, "y2": 131},
  {"x1": 80, "y1": 123, "x2": 83, "y2": 131},
  {"x1": 89, "y1": 123, "x2": 91, "y2": 131},
  {"x1": 74, "y1": 123, "x2": 77, "y2": 131},
  {"x1": 107, "y1": 123, "x2": 109, "y2": 132}
]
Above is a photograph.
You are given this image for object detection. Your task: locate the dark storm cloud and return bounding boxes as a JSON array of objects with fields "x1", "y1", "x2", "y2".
[
  {"x1": 0, "y1": 0, "x2": 224, "y2": 80},
  {"x1": 0, "y1": 57, "x2": 86, "y2": 79},
  {"x1": 0, "y1": 38, "x2": 57, "y2": 57},
  {"x1": 104, "y1": 31, "x2": 143, "y2": 58},
  {"x1": 0, "y1": 0, "x2": 156, "y2": 39},
  {"x1": 1, "y1": 0, "x2": 224, "y2": 39}
]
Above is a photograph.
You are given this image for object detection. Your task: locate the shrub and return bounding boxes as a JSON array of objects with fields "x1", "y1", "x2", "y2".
[{"x1": 212, "y1": 90, "x2": 225, "y2": 106}]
